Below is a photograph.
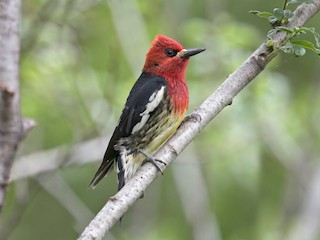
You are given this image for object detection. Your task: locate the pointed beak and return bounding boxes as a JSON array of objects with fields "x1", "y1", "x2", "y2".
[{"x1": 177, "y1": 48, "x2": 206, "y2": 59}]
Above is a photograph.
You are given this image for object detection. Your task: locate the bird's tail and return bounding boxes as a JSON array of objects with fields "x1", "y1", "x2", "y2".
[
  {"x1": 89, "y1": 158, "x2": 114, "y2": 188},
  {"x1": 116, "y1": 155, "x2": 125, "y2": 191}
]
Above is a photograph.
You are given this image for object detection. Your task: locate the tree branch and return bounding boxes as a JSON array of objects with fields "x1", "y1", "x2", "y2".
[
  {"x1": 10, "y1": 136, "x2": 108, "y2": 182},
  {"x1": 0, "y1": 0, "x2": 23, "y2": 214},
  {"x1": 79, "y1": 2, "x2": 320, "y2": 239}
]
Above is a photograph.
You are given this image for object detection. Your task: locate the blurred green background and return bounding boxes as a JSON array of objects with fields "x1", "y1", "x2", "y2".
[{"x1": 1, "y1": 0, "x2": 320, "y2": 239}]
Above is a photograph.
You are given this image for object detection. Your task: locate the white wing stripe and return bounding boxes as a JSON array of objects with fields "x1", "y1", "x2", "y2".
[{"x1": 131, "y1": 86, "x2": 165, "y2": 134}]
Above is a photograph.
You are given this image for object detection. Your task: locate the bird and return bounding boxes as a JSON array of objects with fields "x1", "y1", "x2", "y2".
[{"x1": 90, "y1": 34, "x2": 205, "y2": 191}]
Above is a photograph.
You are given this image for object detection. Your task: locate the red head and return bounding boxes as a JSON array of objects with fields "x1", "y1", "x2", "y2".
[
  {"x1": 143, "y1": 35, "x2": 205, "y2": 79},
  {"x1": 143, "y1": 35, "x2": 205, "y2": 115}
]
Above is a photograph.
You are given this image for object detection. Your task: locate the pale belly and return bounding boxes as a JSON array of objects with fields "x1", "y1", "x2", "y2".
[{"x1": 118, "y1": 113, "x2": 185, "y2": 181}]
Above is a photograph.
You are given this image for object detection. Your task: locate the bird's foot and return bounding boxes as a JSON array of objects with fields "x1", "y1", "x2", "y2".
[{"x1": 137, "y1": 149, "x2": 166, "y2": 175}]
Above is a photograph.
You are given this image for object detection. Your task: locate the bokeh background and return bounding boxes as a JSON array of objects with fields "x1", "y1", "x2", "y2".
[{"x1": 1, "y1": 0, "x2": 320, "y2": 239}]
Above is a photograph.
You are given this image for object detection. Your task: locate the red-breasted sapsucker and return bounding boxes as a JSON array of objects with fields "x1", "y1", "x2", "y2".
[{"x1": 90, "y1": 34, "x2": 205, "y2": 190}]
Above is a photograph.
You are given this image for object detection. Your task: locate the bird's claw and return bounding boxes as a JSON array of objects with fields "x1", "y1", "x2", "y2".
[
  {"x1": 138, "y1": 149, "x2": 166, "y2": 175},
  {"x1": 143, "y1": 157, "x2": 165, "y2": 175},
  {"x1": 155, "y1": 158, "x2": 166, "y2": 166}
]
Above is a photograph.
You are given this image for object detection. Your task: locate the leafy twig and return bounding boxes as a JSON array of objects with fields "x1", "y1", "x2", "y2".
[{"x1": 250, "y1": 0, "x2": 320, "y2": 57}]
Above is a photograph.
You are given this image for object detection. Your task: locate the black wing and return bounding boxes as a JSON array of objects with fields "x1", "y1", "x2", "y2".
[{"x1": 89, "y1": 72, "x2": 167, "y2": 188}]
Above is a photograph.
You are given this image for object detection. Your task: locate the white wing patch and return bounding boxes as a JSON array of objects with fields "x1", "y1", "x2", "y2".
[{"x1": 131, "y1": 86, "x2": 165, "y2": 134}]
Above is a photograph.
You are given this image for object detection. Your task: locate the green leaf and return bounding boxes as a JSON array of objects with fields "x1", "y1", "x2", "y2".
[
  {"x1": 268, "y1": 16, "x2": 278, "y2": 25},
  {"x1": 294, "y1": 27, "x2": 320, "y2": 47},
  {"x1": 294, "y1": 26, "x2": 308, "y2": 33},
  {"x1": 292, "y1": 45, "x2": 306, "y2": 57},
  {"x1": 267, "y1": 29, "x2": 277, "y2": 38},
  {"x1": 265, "y1": 39, "x2": 275, "y2": 47},
  {"x1": 292, "y1": 40, "x2": 316, "y2": 49},
  {"x1": 288, "y1": 0, "x2": 314, "y2": 4},
  {"x1": 249, "y1": 10, "x2": 273, "y2": 18},
  {"x1": 292, "y1": 40, "x2": 320, "y2": 55},
  {"x1": 276, "y1": 26, "x2": 294, "y2": 33},
  {"x1": 307, "y1": 27, "x2": 320, "y2": 47},
  {"x1": 273, "y1": 8, "x2": 284, "y2": 20},
  {"x1": 280, "y1": 42, "x2": 294, "y2": 54},
  {"x1": 283, "y1": 9, "x2": 293, "y2": 19}
]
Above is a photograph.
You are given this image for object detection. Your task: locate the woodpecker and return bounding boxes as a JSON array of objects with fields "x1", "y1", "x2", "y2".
[{"x1": 90, "y1": 34, "x2": 205, "y2": 190}]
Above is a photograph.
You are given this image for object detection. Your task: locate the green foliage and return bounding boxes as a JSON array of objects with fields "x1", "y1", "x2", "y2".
[{"x1": 250, "y1": 0, "x2": 320, "y2": 57}]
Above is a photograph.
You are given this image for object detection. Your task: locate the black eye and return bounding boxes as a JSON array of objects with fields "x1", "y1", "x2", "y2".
[{"x1": 164, "y1": 48, "x2": 177, "y2": 57}]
